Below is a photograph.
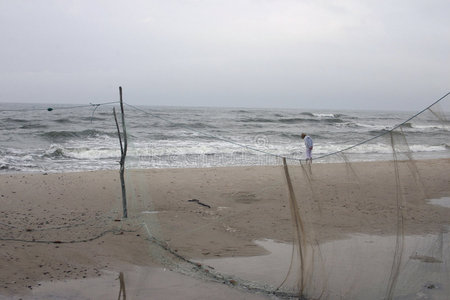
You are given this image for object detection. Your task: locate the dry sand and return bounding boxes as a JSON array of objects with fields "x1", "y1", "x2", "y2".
[{"x1": 0, "y1": 158, "x2": 449, "y2": 298}]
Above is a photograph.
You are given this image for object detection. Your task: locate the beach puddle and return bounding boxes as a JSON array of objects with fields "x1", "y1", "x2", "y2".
[
  {"x1": 19, "y1": 266, "x2": 269, "y2": 300},
  {"x1": 8, "y1": 233, "x2": 449, "y2": 299},
  {"x1": 197, "y1": 233, "x2": 450, "y2": 299},
  {"x1": 427, "y1": 196, "x2": 450, "y2": 208}
]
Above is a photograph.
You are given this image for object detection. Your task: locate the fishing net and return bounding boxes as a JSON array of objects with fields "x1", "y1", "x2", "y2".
[
  {"x1": 117, "y1": 94, "x2": 449, "y2": 299},
  {"x1": 0, "y1": 93, "x2": 449, "y2": 299}
]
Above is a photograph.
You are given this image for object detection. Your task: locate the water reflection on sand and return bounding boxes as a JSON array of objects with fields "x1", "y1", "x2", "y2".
[
  {"x1": 428, "y1": 196, "x2": 450, "y2": 208},
  {"x1": 7, "y1": 231, "x2": 449, "y2": 300},
  {"x1": 198, "y1": 233, "x2": 449, "y2": 300}
]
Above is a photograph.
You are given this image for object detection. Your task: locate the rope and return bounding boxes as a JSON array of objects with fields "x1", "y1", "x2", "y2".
[
  {"x1": 140, "y1": 222, "x2": 300, "y2": 299},
  {"x1": 18, "y1": 217, "x2": 111, "y2": 232},
  {"x1": 0, "y1": 101, "x2": 119, "y2": 113},
  {"x1": 0, "y1": 228, "x2": 137, "y2": 244}
]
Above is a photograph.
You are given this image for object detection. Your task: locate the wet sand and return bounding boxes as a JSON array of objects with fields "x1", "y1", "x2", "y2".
[{"x1": 0, "y1": 158, "x2": 449, "y2": 298}]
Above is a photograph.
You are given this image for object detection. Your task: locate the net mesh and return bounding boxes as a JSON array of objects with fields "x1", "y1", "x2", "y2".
[
  {"x1": 119, "y1": 95, "x2": 449, "y2": 299},
  {"x1": 0, "y1": 94, "x2": 449, "y2": 299}
]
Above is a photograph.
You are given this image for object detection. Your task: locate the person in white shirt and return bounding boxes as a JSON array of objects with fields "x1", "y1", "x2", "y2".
[{"x1": 301, "y1": 133, "x2": 313, "y2": 162}]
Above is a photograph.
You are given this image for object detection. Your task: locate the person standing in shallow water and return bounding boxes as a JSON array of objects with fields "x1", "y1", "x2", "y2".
[{"x1": 301, "y1": 133, "x2": 313, "y2": 163}]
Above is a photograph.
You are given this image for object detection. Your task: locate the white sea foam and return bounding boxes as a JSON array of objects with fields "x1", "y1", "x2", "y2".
[
  {"x1": 406, "y1": 124, "x2": 449, "y2": 131},
  {"x1": 64, "y1": 148, "x2": 120, "y2": 160},
  {"x1": 313, "y1": 113, "x2": 335, "y2": 118}
]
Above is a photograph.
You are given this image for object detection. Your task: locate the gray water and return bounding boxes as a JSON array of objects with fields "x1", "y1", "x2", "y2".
[{"x1": 1, "y1": 102, "x2": 449, "y2": 172}]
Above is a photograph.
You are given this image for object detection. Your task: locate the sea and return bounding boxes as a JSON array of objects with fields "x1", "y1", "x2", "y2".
[{"x1": 0, "y1": 102, "x2": 448, "y2": 173}]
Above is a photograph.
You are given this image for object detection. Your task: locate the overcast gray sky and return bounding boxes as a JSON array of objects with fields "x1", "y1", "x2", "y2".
[{"x1": 0, "y1": 0, "x2": 448, "y2": 110}]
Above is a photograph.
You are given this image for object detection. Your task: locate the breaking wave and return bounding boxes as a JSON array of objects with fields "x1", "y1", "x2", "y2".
[{"x1": 40, "y1": 129, "x2": 116, "y2": 141}]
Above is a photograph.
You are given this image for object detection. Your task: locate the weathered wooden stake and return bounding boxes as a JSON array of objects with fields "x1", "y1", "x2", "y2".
[{"x1": 113, "y1": 86, "x2": 128, "y2": 218}]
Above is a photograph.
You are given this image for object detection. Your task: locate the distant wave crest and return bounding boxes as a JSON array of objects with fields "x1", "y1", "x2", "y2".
[
  {"x1": 20, "y1": 123, "x2": 49, "y2": 129},
  {"x1": 40, "y1": 129, "x2": 116, "y2": 141},
  {"x1": 239, "y1": 117, "x2": 275, "y2": 123},
  {"x1": 167, "y1": 122, "x2": 217, "y2": 129},
  {"x1": 54, "y1": 118, "x2": 73, "y2": 124},
  {"x1": 278, "y1": 118, "x2": 305, "y2": 124}
]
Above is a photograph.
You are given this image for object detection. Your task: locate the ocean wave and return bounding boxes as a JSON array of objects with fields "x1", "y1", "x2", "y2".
[
  {"x1": 54, "y1": 118, "x2": 73, "y2": 124},
  {"x1": 64, "y1": 148, "x2": 120, "y2": 160},
  {"x1": 408, "y1": 144, "x2": 448, "y2": 153},
  {"x1": 40, "y1": 129, "x2": 116, "y2": 141},
  {"x1": 147, "y1": 133, "x2": 216, "y2": 141},
  {"x1": 239, "y1": 117, "x2": 276, "y2": 123},
  {"x1": 278, "y1": 118, "x2": 306, "y2": 124},
  {"x1": 4, "y1": 117, "x2": 28, "y2": 123},
  {"x1": 313, "y1": 113, "x2": 335, "y2": 118},
  {"x1": 239, "y1": 115, "x2": 348, "y2": 125},
  {"x1": 43, "y1": 147, "x2": 67, "y2": 159},
  {"x1": 167, "y1": 122, "x2": 217, "y2": 129},
  {"x1": 354, "y1": 123, "x2": 387, "y2": 130},
  {"x1": 281, "y1": 132, "x2": 314, "y2": 139},
  {"x1": 0, "y1": 163, "x2": 22, "y2": 171},
  {"x1": 301, "y1": 118, "x2": 346, "y2": 124},
  {"x1": 300, "y1": 112, "x2": 347, "y2": 119},
  {"x1": 1, "y1": 104, "x2": 449, "y2": 172},
  {"x1": 2, "y1": 148, "x2": 34, "y2": 159},
  {"x1": 79, "y1": 116, "x2": 107, "y2": 122},
  {"x1": 231, "y1": 109, "x2": 251, "y2": 113},
  {"x1": 368, "y1": 129, "x2": 390, "y2": 136},
  {"x1": 20, "y1": 123, "x2": 49, "y2": 129},
  {"x1": 39, "y1": 144, "x2": 121, "y2": 161},
  {"x1": 322, "y1": 118, "x2": 345, "y2": 124},
  {"x1": 402, "y1": 123, "x2": 449, "y2": 132},
  {"x1": 364, "y1": 123, "x2": 449, "y2": 136},
  {"x1": 315, "y1": 143, "x2": 448, "y2": 156},
  {"x1": 333, "y1": 121, "x2": 361, "y2": 128},
  {"x1": 0, "y1": 152, "x2": 39, "y2": 172},
  {"x1": 149, "y1": 133, "x2": 178, "y2": 140},
  {"x1": 131, "y1": 141, "x2": 249, "y2": 157}
]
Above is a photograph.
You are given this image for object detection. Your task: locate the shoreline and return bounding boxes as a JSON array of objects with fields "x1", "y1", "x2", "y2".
[
  {"x1": 2, "y1": 154, "x2": 449, "y2": 175},
  {"x1": 1, "y1": 158, "x2": 449, "y2": 297}
]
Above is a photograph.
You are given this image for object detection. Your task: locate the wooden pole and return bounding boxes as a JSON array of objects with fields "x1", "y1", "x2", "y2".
[
  {"x1": 119, "y1": 87, "x2": 128, "y2": 218},
  {"x1": 113, "y1": 87, "x2": 128, "y2": 218},
  {"x1": 113, "y1": 107, "x2": 123, "y2": 155}
]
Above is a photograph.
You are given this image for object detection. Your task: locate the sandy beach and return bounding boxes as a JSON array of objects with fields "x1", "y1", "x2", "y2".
[{"x1": 1, "y1": 158, "x2": 449, "y2": 298}]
